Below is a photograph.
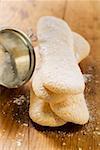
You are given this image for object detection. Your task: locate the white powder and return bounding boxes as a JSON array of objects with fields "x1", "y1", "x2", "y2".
[
  {"x1": 83, "y1": 74, "x2": 92, "y2": 83},
  {"x1": 0, "y1": 30, "x2": 30, "y2": 88},
  {"x1": 13, "y1": 95, "x2": 26, "y2": 105},
  {"x1": 0, "y1": 46, "x2": 19, "y2": 87}
]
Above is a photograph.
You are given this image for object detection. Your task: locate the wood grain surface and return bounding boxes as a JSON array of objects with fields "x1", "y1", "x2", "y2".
[{"x1": 0, "y1": 0, "x2": 100, "y2": 150}]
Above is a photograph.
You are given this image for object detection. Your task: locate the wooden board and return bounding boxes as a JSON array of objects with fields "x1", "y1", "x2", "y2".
[{"x1": 0, "y1": 0, "x2": 100, "y2": 150}]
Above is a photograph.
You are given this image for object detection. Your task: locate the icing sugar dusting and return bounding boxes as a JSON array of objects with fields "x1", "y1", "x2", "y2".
[{"x1": 83, "y1": 74, "x2": 93, "y2": 83}]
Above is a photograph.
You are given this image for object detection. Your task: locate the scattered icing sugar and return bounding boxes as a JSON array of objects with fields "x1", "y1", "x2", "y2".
[
  {"x1": 13, "y1": 95, "x2": 26, "y2": 105},
  {"x1": 22, "y1": 123, "x2": 28, "y2": 127},
  {"x1": 16, "y1": 140, "x2": 22, "y2": 147},
  {"x1": 83, "y1": 74, "x2": 93, "y2": 83},
  {"x1": 15, "y1": 132, "x2": 24, "y2": 147},
  {"x1": 26, "y1": 28, "x2": 37, "y2": 42}
]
